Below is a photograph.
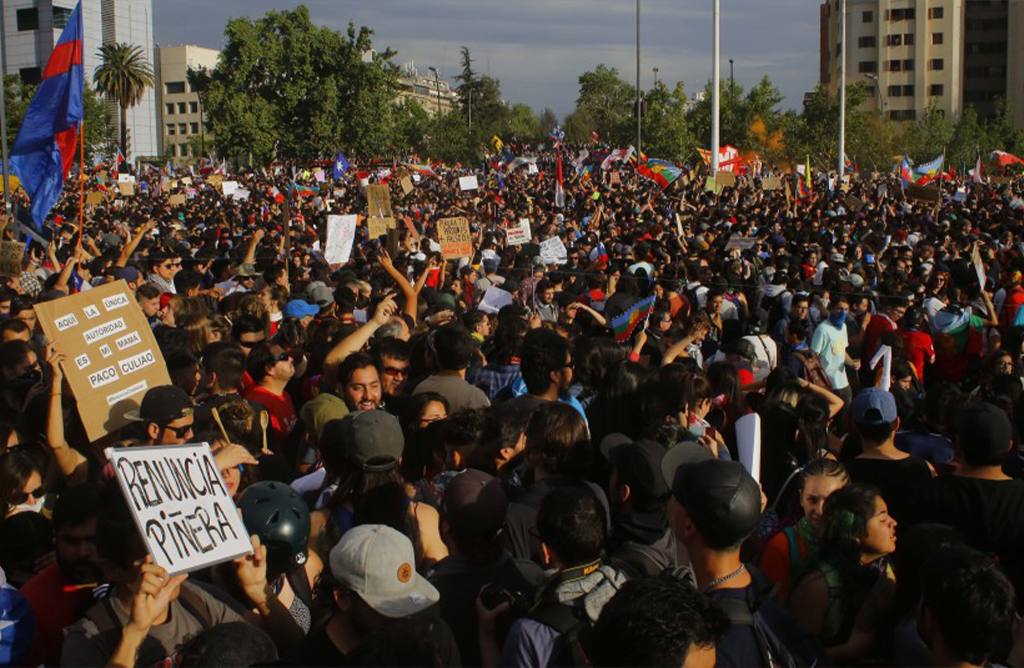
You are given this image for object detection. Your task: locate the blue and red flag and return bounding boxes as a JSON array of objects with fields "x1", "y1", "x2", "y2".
[{"x1": 9, "y1": 1, "x2": 84, "y2": 230}]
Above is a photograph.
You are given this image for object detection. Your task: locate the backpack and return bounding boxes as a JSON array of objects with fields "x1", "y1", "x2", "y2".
[
  {"x1": 711, "y1": 567, "x2": 830, "y2": 668},
  {"x1": 528, "y1": 601, "x2": 594, "y2": 668},
  {"x1": 764, "y1": 290, "x2": 791, "y2": 330},
  {"x1": 788, "y1": 350, "x2": 833, "y2": 391},
  {"x1": 609, "y1": 540, "x2": 674, "y2": 578}
]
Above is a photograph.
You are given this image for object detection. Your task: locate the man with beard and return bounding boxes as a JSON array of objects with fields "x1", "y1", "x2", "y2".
[{"x1": 21, "y1": 484, "x2": 102, "y2": 667}]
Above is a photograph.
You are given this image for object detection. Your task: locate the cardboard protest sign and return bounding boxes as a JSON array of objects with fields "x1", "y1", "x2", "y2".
[
  {"x1": 33, "y1": 280, "x2": 172, "y2": 442},
  {"x1": 459, "y1": 176, "x2": 479, "y2": 191},
  {"x1": 724, "y1": 236, "x2": 758, "y2": 252},
  {"x1": 716, "y1": 172, "x2": 736, "y2": 188},
  {"x1": 539, "y1": 237, "x2": 568, "y2": 265},
  {"x1": 180, "y1": 177, "x2": 193, "y2": 186},
  {"x1": 325, "y1": 214, "x2": 357, "y2": 265},
  {"x1": 478, "y1": 286, "x2": 513, "y2": 314},
  {"x1": 844, "y1": 194, "x2": 865, "y2": 213},
  {"x1": 907, "y1": 183, "x2": 940, "y2": 203},
  {"x1": 221, "y1": 181, "x2": 239, "y2": 197},
  {"x1": 400, "y1": 176, "x2": 414, "y2": 195},
  {"x1": 365, "y1": 184, "x2": 392, "y2": 218},
  {"x1": 761, "y1": 176, "x2": 782, "y2": 191},
  {"x1": 106, "y1": 443, "x2": 252, "y2": 574},
  {"x1": 0, "y1": 240, "x2": 24, "y2": 278},
  {"x1": 168, "y1": 194, "x2": 187, "y2": 206},
  {"x1": 507, "y1": 219, "x2": 531, "y2": 246},
  {"x1": 609, "y1": 172, "x2": 621, "y2": 186},
  {"x1": 403, "y1": 216, "x2": 420, "y2": 242},
  {"x1": 991, "y1": 176, "x2": 1014, "y2": 185},
  {"x1": 85, "y1": 192, "x2": 105, "y2": 205},
  {"x1": 118, "y1": 182, "x2": 135, "y2": 197},
  {"x1": 386, "y1": 228, "x2": 400, "y2": 257},
  {"x1": 436, "y1": 217, "x2": 472, "y2": 259},
  {"x1": 206, "y1": 174, "x2": 223, "y2": 187},
  {"x1": 705, "y1": 176, "x2": 722, "y2": 194},
  {"x1": 367, "y1": 217, "x2": 395, "y2": 240},
  {"x1": 971, "y1": 244, "x2": 987, "y2": 288}
]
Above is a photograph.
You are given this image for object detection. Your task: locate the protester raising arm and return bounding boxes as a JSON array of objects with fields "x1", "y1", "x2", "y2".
[
  {"x1": 107, "y1": 558, "x2": 190, "y2": 668},
  {"x1": 43, "y1": 344, "x2": 89, "y2": 486},
  {"x1": 115, "y1": 220, "x2": 154, "y2": 268},
  {"x1": 242, "y1": 228, "x2": 266, "y2": 267},
  {"x1": 323, "y1": 294, "x2": 398, "y2": 377},
  {"x1": 53, "y1": 245, "x2": 83, "y2": 294},
  {"x1": 377, "y1": 249, "x2": 421, "y2": 324}
]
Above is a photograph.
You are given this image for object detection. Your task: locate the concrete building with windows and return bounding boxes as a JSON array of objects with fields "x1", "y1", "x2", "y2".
[
  {"x1": 396, "y1": 62, "x2": 458, "y2": 116},
  {"x1": 2, "y1": 0, "x2": 159, "y2": 160},
  {"x1": 820, "y1": 0, "x2": 1024, "y2": 127},
  {"x1": 155, "y1": 45, "x2": 219, "y2": 161}
]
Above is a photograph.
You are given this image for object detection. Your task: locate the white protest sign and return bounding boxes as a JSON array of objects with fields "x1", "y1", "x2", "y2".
[
  {"x1": 527, "y1": 163, "x2": 539, "y2": 175},
  {"x1": 971, "y1": 245, "x2": 986, "y2": 288},
  {"x1": 478, "y1": 286, "x2": 513, "y2": 314},
  {"x1": 735, "y1": 413, "x2": 761, "y2": 483},
  {"x1": 954, "y1": 188, "x2": 967, "y2": 203},
  {"x1": 106, "y1": 443, "x2": 252, "y2": 574},
  {"x1": 117, "y1": 173, "x2": 136, "y2": 184},
  {"x1": 459, "y1": 175, "x2": 479, "y2": 191},
  {"x1": 232, "y1": 188, "x2": 250, "y2": 200},
  {"x1": 221, "y1": 181, "x2": 239, "y2": 197},
  {"x1": 507, "y1": 219, "x2": 531, "y2": 246},
  {"x1": 325, "y1": 214, "x2": 357, "y2": 265},
  {"x1": 539, "y1": 237, "x2": 568, "y2": 265},
  {"x1": 870, "y1": 344, "x2": 893, "y2": 392}
]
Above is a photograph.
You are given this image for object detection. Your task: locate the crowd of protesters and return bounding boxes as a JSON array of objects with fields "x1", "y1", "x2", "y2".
[{"x1": 0, "y1": 144, "x2": 1022, "y2": 668}]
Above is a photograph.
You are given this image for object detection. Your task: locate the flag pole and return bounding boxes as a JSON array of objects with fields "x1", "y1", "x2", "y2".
[
  {"x1": 711, "y1": 0, "x2": 721, "y2": 175},
  {"x1": 837, "y1": 0, "x2": 847, "y2": 180},
  {"x1": 0, "y1": 4, "x2": 10, "y2": 217},
  {"x1": 78, "y1": 119, "x2": 84, "y2": 247}
]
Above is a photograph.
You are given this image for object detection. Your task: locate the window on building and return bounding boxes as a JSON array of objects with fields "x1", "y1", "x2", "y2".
[
  {"x1": 889, "y1": 109, "x2": 917, "y2": 121},
  {"x1": 177, "y1": 102, "x2": 186, "y2": 114},
  {"x1": 165, "y1": 103, "x2": 174, "y2": 116},
  {"x1": 190, "y1": 123, "x2": 199, "y2": 134},
  {"x1": 888, "y1": 60, "x2": 902, "y2": 72},
  {"x1": 888, "y1": 85, "x2": 915, "y2": 97},
  {"x1": 189, "y1": 102, "x2": 198, "y2": 114},
  {"x1": 16, "y1": 8, "x2": 39, "y2": 32},
  {"x1": 52, "y1": 6, "x2": 73, "y2": 29},
  {"x1": 904, "y1": 59, "x2": 915, "y2": 70},
  {"x1": 888, "y1": 7, "x2": 916, "y2": 21},
  {"x1": 932, "y1": 32, "x2": 944, "y2": 45},
  {"x1": 167, "y1": 124, "x2": 176, "y2": 136},
  {"x1": 865, "y1": 86, "x2": 876, "y2": 97},
  {"x1": 165, "y1": 81, "x2": 186, "y2": 95},
  {"x1": 929, "y1": 7, "x2": 944, "y2": 20},
  {"x1": 930, "y1": 84, "x2": 944, "y2": 96},
  {"x1": 863, "y1": 10, "x2": 873, "y2": 22},
  {"x1": 18, "y1": 68, "x2": 41, "y2": 85},
  {"x1": 859, "y1": 61, "x2": 878, "y2": 73},
  {"x1": 178, "y1": 123, "x2": 187, "y2": 135},
  {"x1": 930, "y1": 58, "x2": 944, "y2": 71},
  {"x1": 888, "y1": 34, "x2": 903, "y2": 46},
  {"x1": 904, "y1": 33, "x2": 915, "y2": 45},
  {"x1": 858, "y1": 36, "x2": 876, "y2": 48}
]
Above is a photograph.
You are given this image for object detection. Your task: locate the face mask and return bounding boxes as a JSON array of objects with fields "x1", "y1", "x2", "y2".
[
  {"x1": 13, "y1": 494, "x2": 45, "y2": 515},
  {"x1": 829, "y1": 310, "x2": 848, "y2": 327}
]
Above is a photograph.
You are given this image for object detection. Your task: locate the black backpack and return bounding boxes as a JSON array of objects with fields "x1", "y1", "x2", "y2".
[
  {"x1": 712, "y1": 567, "x2": 831, "y2": 668},
  {"x1": 528, "y1": 601, "x2": 594, "y2": 668},
  {"x1": 763, "y1": 290, "x2": 791, "y2": 330}
]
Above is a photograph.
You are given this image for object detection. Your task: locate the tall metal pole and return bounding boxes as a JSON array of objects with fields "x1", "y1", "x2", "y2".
[
  {"x1": 711, "y1": 0, "x2": 721, "y2": 174},
  {"x1": 0, "y1": 6, "x2": 11, "y2": 214},
  {"x1": 636, "y1": 0, "x2": 641, "y2": 155},
  {"x1": 428, "y1": 67, "x2": 441, "y2": 117},
  {"x1": 838, "y1": 0, "x2": 847, "y2": 180}
]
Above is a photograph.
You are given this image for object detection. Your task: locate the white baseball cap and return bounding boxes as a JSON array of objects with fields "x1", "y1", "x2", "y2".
[{"x1": 328, "y1": 525, "x2": 439, "y2": 618}]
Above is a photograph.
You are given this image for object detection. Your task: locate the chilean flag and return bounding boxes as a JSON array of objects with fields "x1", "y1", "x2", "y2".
[
  {"x1": 554, "y1": 149, "x2": 565, "y2": 209},
  {"x1": 9, "y1": 1, "x2": 84, "y2": 230}
]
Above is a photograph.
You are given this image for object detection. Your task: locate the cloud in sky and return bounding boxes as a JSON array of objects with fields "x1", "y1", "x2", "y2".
[{"x1": 153, "y1": 0, "x2": 821, "y2": 118}]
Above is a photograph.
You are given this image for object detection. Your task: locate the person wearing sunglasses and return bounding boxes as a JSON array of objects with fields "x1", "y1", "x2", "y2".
[
  {"x1": 243, "y1": 343, "x2": 298, "y2": 453},
  {"x1": 146, "y1": 253, "x2": 182, "y2": 295},
  {"x1": 0, "y1": 449, "x2": 46, "y2": 518},
  {"x1": 123, "y1": 385, "x2": 195, "y2": 446}
]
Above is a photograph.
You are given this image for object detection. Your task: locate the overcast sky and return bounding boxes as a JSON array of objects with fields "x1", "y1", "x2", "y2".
[{"x1": 153, "y1": 0, "x2": 821, "y2": 118}]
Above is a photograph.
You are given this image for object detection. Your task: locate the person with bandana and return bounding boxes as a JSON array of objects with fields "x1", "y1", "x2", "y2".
[{"x1": 810, "y1": 296, "x2": 860, "y2": 406}]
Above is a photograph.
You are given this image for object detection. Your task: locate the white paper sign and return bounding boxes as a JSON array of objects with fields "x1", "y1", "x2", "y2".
[
  {"x1": 971, "y1": 245, "x2": 986, "y2": 289},
  {"x1": 106, "y1": 443, "x2": 252, "y2": 574},
  {"x1": 735, "y1": 413, "x2": 762, "y2": 483},
  {"x1": 325, "y1": 214, "x2": 357, "y2": 265},
  {"x1": 870, "y1": 344, "x2": 893, "y2": 392},
  {"x1": 539, "y1": 237, "x2": 568, "y2": 265},
  {"x1": 117, "y1": 174, "x2": 135, "y2": 184},
  {"x1": 221, "y1": 181, "x2": 239, "y2": 197},
  {"x1": 459, "y1": 175, "x2": 479, "y2": 191},
  {"x1": 527, "y1": 163, "x2": 539, "y2": 175},
  {"x1": 232, "y1": 188, "x2": 250, "y2": 200},
  {"x1": 478, "y1": 287, "x2": 513, "y2": 314},
  {"x1": 507, "y1": 219, "x2": 531, "y2": 246},
  {"x1": 954, "y1": 188, "x2": 967, "y2": 203}
]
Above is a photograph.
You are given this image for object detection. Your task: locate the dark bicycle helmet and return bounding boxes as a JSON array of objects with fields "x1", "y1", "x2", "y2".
[{"x1": 236, "y1": 481, "x2": 310, "y2": 571}]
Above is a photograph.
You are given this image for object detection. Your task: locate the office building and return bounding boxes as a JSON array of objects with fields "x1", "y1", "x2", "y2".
[
  {"x1": 2, "y1": 0, "x2": 159, "y2": 160},
  {"x1": 821, "y1": 0, "x2": 1024, "y2": 127},
  {"x1": 397, "y1": 62, "x2": 458, "y2": 116},
  {"x1": 155, "y1": 45, "x2": 219, "y2": 161}
]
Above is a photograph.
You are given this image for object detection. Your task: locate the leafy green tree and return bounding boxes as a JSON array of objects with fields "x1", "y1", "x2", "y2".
[
  {"x1": 905, "y1": 104, "x2": 953, "y2": 161},
  {"x1": 186, "y1": 65, "x2": 213, "y2": 155},
  {"x1": 788, "y1": 82, "x2": 870, "y2": 170},
  {"x1": 392, "y1": 97, "x2": 432, "y2": 155},
  {"x1": 642, "y1": 81, "x2": 696, "y2": 162},
  {"x1": 93, "y1": 42, "x2": 154, "y2": 157},
  {"x1": 564, "y1": 107, "x2": 597, "y2": 144},
  {"x1": 575, "y1": 64, "x2": 635, "y2": 144},
  {"x1": 503, "y1": 103, "x2": 541, "y2": 143},
  {"x1": 538, "y1": 108, "x2": 558, "y2": 137},
  {"x1": 424, "y1": 108, "x2": 477, "y2": 164},
  {"x1": 4, "y1": 76, "x2": 112, "y2": 165},
  {"x1": 984, "y1": 97, "x2": 1024, "y2": 156},
  {"x1": 949, "y1": 106, "x2": 986, "y2": 169}
]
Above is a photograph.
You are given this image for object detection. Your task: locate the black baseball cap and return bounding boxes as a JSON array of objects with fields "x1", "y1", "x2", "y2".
[
  {"x1": 124, "y1": 385, "x2": 194, "y2": 424},
  {"x1": 441, "y1": 469, "x2": 509, "y2": 539},
  {"x1": 661, "y1": 449, "x2": 761, "y2": 548},
  {"x1": 340, "y1": 410, "x2": 405, "y2": 471},
  {"x1": 957, "y1": 402, "x2": 1012, "y2": 465}
]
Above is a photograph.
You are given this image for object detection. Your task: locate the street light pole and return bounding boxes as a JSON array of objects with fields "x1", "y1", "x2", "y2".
[
  {"x1": 636, "y1": 0, "x2": 642, "y2": 155},
  {"x1": 0, "y1": 6, "x2": 11, "y2": 213},
  {"x1": 711, "y1": 0, "x2": 721, "y2": 174},
  {"x1": 428, "y1": 66, "x2": 442, "y2": 117},
  {"x1": 838, "y1": 0, "x2": 847, "y2": 180},
  {"x1": 653, "y1": 67, "x2": 659, "y2": 85}
]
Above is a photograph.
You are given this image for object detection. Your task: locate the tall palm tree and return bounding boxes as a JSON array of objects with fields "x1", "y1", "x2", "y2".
[
  {"x1": 186, "y1": 65, "x2": 212, "y2": 155},
  {"x1": 93, "y1": 43, "x2": 154, "y2": 158}
]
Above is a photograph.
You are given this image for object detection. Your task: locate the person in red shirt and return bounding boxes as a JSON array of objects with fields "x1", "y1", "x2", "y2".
[
  {"x1": 243, "y1": 342, "x2": 297, "y2": 452},
  {"x1": 999, "y1": 270, "x2": 1024, "y2": 334},
  {"x1": 898, "y1": 306, "x2": 935, "y2": 380},
  {"x1": 21, "y1": 484, "x2": 102, "y2": 668},
  {"x1": 860, "y1": 296, "x2": 907, "y2": 386}
]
